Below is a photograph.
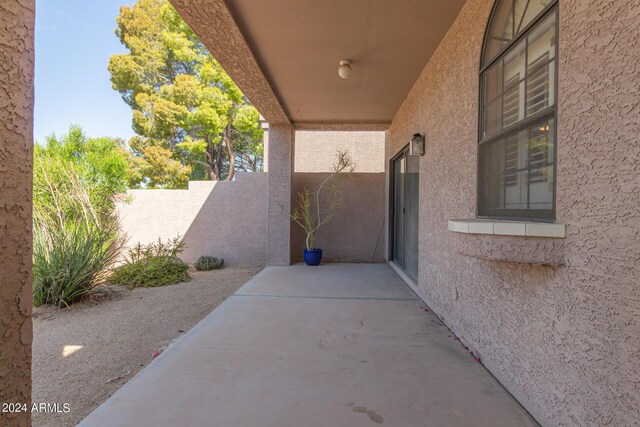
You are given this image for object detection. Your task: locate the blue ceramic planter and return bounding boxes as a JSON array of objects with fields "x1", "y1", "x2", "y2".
[{"x1": 303, "y1": 248, "x2": 323, "y2": 266}]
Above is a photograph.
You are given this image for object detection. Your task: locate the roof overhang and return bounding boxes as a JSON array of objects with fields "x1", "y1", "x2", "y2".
[{"x1": 170, "y1": 0, "x2": 466, "y2": 130}]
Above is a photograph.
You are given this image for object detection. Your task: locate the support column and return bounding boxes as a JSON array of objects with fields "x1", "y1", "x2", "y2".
[
  {"x1": 0, "y1": 1, "x2": 35, "y2": 425},
  {"x1": 266, "y1": 124, "x2": 294, "y2": 265}
]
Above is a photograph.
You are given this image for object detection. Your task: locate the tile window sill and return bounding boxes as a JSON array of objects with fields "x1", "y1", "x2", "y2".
[{"x1": 448, "y1": 219, "x2": 566, "y2": 238}]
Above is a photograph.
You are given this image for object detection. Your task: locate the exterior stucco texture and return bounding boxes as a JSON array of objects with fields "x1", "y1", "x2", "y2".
[
  {"x1": 294, "y1": 131, "x2": 385, "y2": 173},
  {"x1": 292, "y1": 173, "x2": 386, "y2": 263},
  {"x1": 385, "y1": 0, "x2": 640, "y2": 426},
  {"x1": 118, "y1": 174, "x2": 267, "y2": 265},
  {"x1": 266, "y1": 124, "x2": 295, "y2": 265},
  {"x1": 0, "y1": 1, "x2": 34, "y2": 426}
]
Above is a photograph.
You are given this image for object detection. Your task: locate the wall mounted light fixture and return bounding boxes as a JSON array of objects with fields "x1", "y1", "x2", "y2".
[
  {"x1": 338, "y1": 60, "x2": 352, "y2": 79},
  {"x1": 409, "y1": 133, "x2": 425, "y2": 156}
]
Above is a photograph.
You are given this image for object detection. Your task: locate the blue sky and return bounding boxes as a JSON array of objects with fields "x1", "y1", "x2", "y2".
[{"x1": 35, "y1": 0, "x2": 135, "y2": 143}]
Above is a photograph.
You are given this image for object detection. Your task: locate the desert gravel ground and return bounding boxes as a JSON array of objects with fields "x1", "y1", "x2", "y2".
[{"x1": 32, "y1": 265, "x2": 261, "y2": 427}]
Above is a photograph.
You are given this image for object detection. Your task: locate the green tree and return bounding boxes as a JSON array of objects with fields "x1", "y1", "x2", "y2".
[
  {"x1": 125, "y1": 137, "x2": 191, "y2": 189},
  {"x1": 34, "y1": 125, "x2": 131, "y2": 217},
  {"x1": 109, "y1": 0, "x2": 264, "y2": 187}
]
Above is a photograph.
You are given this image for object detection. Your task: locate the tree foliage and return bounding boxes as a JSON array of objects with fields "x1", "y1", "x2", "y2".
[
  {"x1": 109, "y1": 0, "x2": 264, "y2": 187},
  {"x1": 34, "y1": 125, "x2": 131, "y2": 218}
]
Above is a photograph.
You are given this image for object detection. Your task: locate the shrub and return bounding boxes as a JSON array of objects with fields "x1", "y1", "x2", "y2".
[
  {"x1": 194, "y1": 256, "x2": 224, "y2": 271},
  {"x1": 109, "y1": 237, "x2": 190, "y2": 287},
  {"x1": 32, "y1": 164, "x2": 125, "y2": 307},
  {"x1": 34, "y1": 126, "x2": 131, "y2": 218}
]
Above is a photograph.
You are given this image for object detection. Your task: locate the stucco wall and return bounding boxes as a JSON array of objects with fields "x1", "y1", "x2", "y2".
[
  {"x1": 118, "y1": 169, "x2": 384, "y2": 266},
  {"x1": 291, "y1": 130, "x2": 386, "y2": 263},
  {"x1": 266, "y1": 124, "x2": 294, "y2": 265},
  {"x1": 0, "y1": 1, "x2": 34, "y2": 425},
  {"x1": 295, "y1": 131, "x2": 384, "y2": 173},
  {"x1": 118, "y1": 173, "x2": 267, "y2": 265},
  {"x1": 385, "y1": 0, "x2": 640, "y2": 426},
  {"x1": 292, "y1": 173, "x2": 386, "y2": 263}
]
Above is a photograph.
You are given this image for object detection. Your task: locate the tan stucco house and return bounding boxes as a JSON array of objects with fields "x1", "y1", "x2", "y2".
[{"x1": 1, "y1": 0, "x2": 638, "y2": 425}]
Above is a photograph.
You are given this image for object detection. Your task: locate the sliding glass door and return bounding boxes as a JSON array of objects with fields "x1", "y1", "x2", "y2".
[{"x1": 390, "y1": 147, "x2": 419, "y2": 282}]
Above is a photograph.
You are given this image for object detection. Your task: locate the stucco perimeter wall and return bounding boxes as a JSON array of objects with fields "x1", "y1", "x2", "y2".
[
  {"x1": 292, "y1": 173, "x2": 386, "y2": 263},
  {"x1": 295, "y1": 131, "x2": 385, "y2": 173},
  {"x1": 117, "y1": 173, "x2": 267, "y2": 265},
  {"x1": 386, "y1": 0, "x2": 640, "y2": 426},
  {"x1": 0, "y1": 1, "x2": 34, "y2": 426}
]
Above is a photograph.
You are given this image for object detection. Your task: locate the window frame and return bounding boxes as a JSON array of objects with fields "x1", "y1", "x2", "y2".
[{"x1": 477, "y1": 0, "x2": 559, "y2": 222}]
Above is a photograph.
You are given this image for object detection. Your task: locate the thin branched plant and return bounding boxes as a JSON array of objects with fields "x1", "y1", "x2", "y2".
[{"x1": 291, "y1": 150, "x2": 355, "y2": 249}]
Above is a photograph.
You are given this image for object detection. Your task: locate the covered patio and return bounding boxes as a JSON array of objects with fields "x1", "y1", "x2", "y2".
[
  {"x1": 79, "y1": 264, "x2": 536, "y2": 426},
  {"x1": 1, "y1": 0, "x2": 637, "y2": 425}
]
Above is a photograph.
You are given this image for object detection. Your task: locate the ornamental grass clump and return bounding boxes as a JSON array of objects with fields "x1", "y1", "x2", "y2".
[
  {"x1": 32, "y1": 163, "x2": 125, "y2": 307},
  {"x1": 109, "y1": 237, "x2": 190, "y2": 287}
]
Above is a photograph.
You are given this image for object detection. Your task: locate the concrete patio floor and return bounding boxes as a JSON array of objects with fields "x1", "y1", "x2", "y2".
[{"x1": 80, "y1": 263, "x2": 537, "y2": 427}]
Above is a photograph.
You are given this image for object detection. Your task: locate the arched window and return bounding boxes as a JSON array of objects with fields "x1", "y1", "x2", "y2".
[{"x1": 478, "y1": 0, "x2": 558, "y2": 220}]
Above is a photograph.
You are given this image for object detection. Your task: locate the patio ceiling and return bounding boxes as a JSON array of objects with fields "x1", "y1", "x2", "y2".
[{"x1": 170, "y1": 0, "x2": 466, "y2": 129}]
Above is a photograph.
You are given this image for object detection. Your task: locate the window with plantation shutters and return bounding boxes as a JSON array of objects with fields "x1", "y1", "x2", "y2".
[
  {"x1": 503, "y1": 74, "x2": 521, "y2": 128},
  {"x1": 478, "y1": 0, "x2": 558, "y2": 220},
  {"x1": 527, "y1": 53, "x2": 550, "y2": 115}
]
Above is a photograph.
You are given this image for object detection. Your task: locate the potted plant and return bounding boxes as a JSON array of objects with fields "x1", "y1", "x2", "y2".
[{"x1": 291, "y1": 150, "x2": 354, "y2": 266}]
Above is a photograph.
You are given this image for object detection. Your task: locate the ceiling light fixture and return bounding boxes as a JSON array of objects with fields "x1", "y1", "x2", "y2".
[{"x1": 338, "y1": 60, "x2": 352, "y2": 79}]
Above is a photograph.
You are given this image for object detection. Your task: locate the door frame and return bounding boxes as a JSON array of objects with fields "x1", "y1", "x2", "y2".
[{"x1": 388, "y1": 144, "x2": 409, "y2": 266}]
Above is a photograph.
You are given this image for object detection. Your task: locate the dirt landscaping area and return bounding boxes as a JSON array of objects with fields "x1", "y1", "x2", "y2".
[{"x1": 32, "y1": 265, "x2": 261, "y2": 427}]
